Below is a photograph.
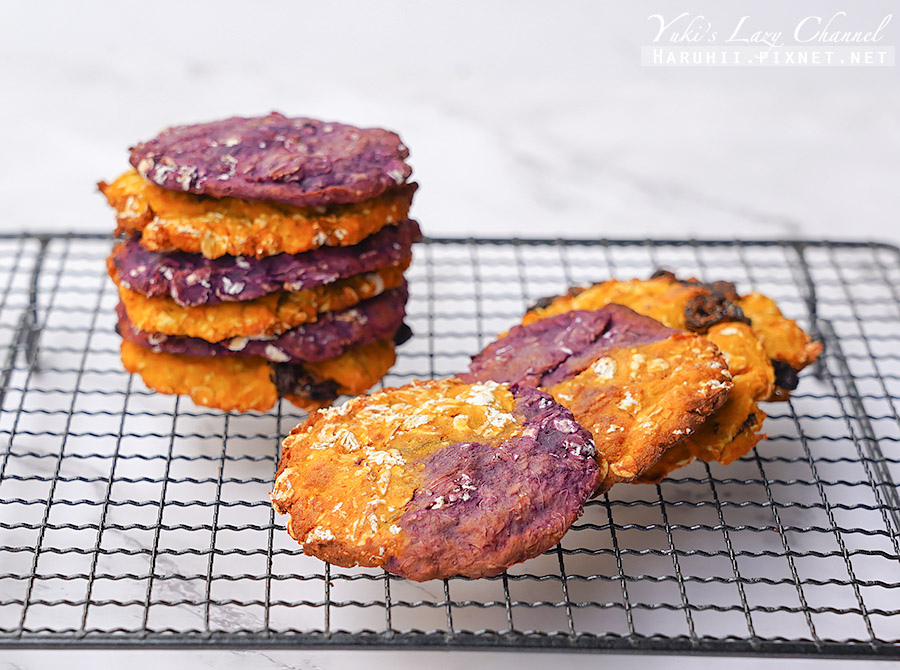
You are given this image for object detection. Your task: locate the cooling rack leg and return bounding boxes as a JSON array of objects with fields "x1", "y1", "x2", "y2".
[
  {"x1": 0, "y1": 238, "x2": 48, "y2": 410},
  {"x1": 0, "y1": 325, "x2": 17, "y2": 412},
  {"x1": 791, "y1": 242, "x2": 826, "y2": 381},
  {"x1": 21, "y1": 238, "x2": 50, "y2": 370}
]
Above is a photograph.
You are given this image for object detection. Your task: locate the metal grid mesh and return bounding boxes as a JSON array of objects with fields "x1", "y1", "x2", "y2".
[{"x1": 0, "y1": 233, "x2": 898, "y2": 656}]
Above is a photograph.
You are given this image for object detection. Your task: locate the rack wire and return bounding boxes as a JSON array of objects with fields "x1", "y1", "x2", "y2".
[{"x1": 0, "y1": 233, "x2": 898, "y2": 656}]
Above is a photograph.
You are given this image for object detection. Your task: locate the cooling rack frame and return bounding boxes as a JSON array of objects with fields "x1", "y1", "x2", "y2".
[{"x1": 0, "y1": 232, "x2": 898, "y2": 657}]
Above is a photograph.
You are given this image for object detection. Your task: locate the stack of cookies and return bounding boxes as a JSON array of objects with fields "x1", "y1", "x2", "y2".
[{"x1": 100, "y1": 112, "x2": 420, "y2": 413}]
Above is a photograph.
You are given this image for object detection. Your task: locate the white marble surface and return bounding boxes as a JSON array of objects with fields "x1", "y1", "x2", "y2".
[
  {"x1": 1, "y1": 0, "x2": 899, "y2": 668},
  {"x1": 0, "y1": 651, "x2": 882, "y2": 670},
  {"x1": 1, "y1": 0, "x2": 898, "y2": 244}
]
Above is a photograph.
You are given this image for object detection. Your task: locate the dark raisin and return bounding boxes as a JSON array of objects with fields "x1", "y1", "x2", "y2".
[
  {"x1": 270, "y1": 364, "x2": 339, "y2": 401},
  {"x1": 684, "y1": 292, "x2": 749, "y2": 331},
  {"x1": 771, "y1": 359, "x2": 800, "y2": 391},
  {"x1": 393, "y1": 322, "x2": 413, "y2": 346}
]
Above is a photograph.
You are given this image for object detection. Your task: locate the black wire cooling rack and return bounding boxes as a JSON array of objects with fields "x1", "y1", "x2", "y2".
[{"x1": 0, "y1": 233, "x2": 898, "y2": 657}]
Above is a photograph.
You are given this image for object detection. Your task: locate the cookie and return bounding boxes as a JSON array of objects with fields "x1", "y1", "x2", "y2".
[
  {"x1": 114, "y1": 259, "x2": 409, "y2": 340},
  {"x1": 121, "y1": 337, "x2": 396, "y2": 413},
  {"x1": 521, "y1": 274, "x2": 806, "y2": 478},
  {"x1": 100, "y1": 170, "x2": 417, "y2": 259},
  {"x1": 524, "y1": 271, "x2": 821, "y2": 398},
  {"x1": 271, "y1": 379, "x2": 602, "y2": 580},
  {"x1": 108, "y1": 219, "x2": 421, "y2": 306},
  {"x1": 128, "y1": 112, "x2": 412, "y2": 208},
  {"x1": 635, "y1": 321, "x2": 773, "y2": 482},
  {"x1": 738, "y1": 292, "x2": 823, "y2": 396},
  {"x1": 463, "y1": 306, "x2": 732, "y2": 485},
  {"x1": 523, "y1": 277, "x2": 728, "y2": 335},
  {"x1": 116, "y1": 284, "x2": 408, "y2": 364},
  {"x1": 651, "y1": 271, "x2": 822, "y2": 391}
]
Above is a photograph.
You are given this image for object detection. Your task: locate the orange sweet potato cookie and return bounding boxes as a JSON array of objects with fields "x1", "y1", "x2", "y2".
[
  {"x1": 463, "y1": 306, "x2": 732, "y2": 487},
  {"x1": 525, "y1": 277, "x2": 704, "y2": 331},
  {"x1": 518, "y1": 277, "x2": 792, "y2": 478},
  {"x1": 112, "y1": 257, "x2": 410, "y2": 341},
  {"x1": 739, "y1": 292, "x2": 822, "y2": 397},
  {"x1": 99, "y1": 169, "x2": 417, "y2": 258},
  {"x1": 547, "y1": 334, "x2": 731, "y2": 485},
  {"x1": 120, "y1": 337, "x2": 396, "y2": 413},
  {"x1": 121, "y1": 339, "x2": 279, "y2": 412},
  {"x1": 635, "y1": 322, "x2": 774, "y2": 482},
  {"x1": 524, "y1": 271, "x2": 821, "y2": 399}
]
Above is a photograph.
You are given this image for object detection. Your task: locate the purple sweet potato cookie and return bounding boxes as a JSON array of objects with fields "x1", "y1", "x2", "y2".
[
  {"x1": 383, "y1": 383, "x2": 602, "y2": 580},
  {"x1": 130, "y1": 112, "x2": 412, "y2": 207},
  {"x1": 111, "y1": 220, "x2": 421, "y2": 306},
  {"x1": 118, "y1": 285, "x2": 408, "y2": 363},
  {"x1": 462, "y1": 304, "x2": 677, "y2": 388}
]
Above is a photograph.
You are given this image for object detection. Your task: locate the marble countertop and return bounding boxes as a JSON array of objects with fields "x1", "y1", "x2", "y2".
[
  {"x1": 2, "y1": 0, "x2": 898, "y2": 246},
  {"x1": 1, "y1": 0, "x2": 898, "y2": 668}
]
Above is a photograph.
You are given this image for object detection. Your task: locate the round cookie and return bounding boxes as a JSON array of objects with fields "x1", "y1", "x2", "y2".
[
  {"x1": 523, "y1": 271, "x2": 821, "y2": 397},
  {"x1": 635, "y1": 321, "x2": 773, "y2": 483},
  {"x1": 99, "y1": 170, "x2": 417, "y2": 259},
  {"x1": 271, "y1": 379, "x2": 603, "y2": 581},
  {"x1": 518, "y1": 273, "x2": 815, "y2": 478},
  {"x1": 116, "y1": 284, "x2": 408, "y2": 364},
  {"x1": 129, "y1": 112, "x2": 412, "y2": 208},
  {"x1": 462, "y1": 306, "x2": 732, "y2": 485},
  {"x1": 114, "y1": 259, "x2": 410, "y2": 340},
  {"x1": 108, "y1": 219, "x2": 421, "y2": 306},
  {"x1": 120, "y1": 337, "x2": 397, "y2": 413}
]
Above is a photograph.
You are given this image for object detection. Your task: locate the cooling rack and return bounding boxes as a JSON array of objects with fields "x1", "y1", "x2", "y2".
[{"x1": 0, "y1": 233, "x2": 898, "y2": 657}]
